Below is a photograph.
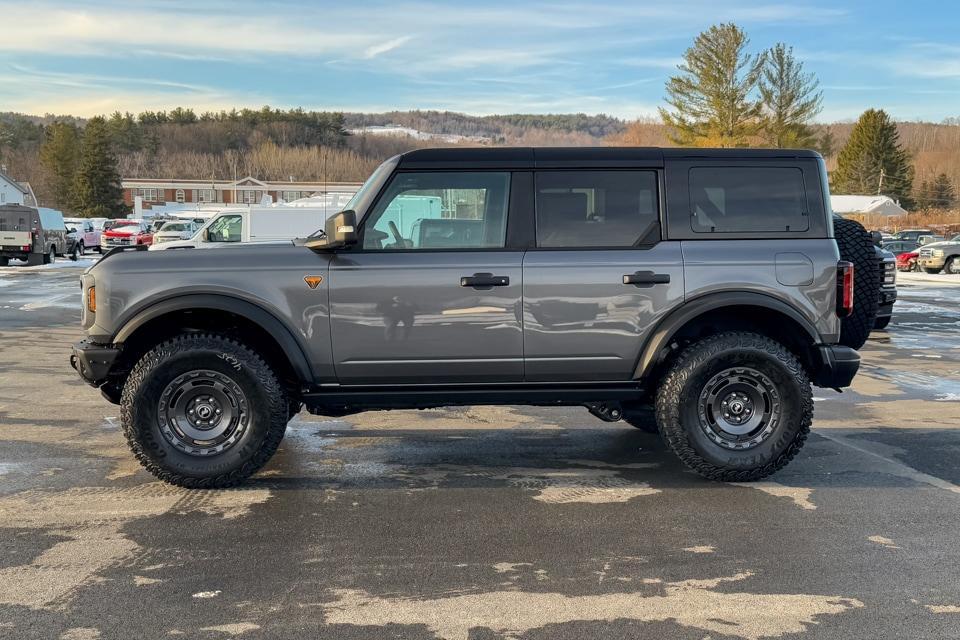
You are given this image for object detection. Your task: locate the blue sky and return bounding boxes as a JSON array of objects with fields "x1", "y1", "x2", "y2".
[{"x1": 2, "y1": 0, "x2": 959, "y2": 121}]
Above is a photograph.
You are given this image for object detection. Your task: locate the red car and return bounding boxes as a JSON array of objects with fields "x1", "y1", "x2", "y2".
[
  {"x1": 101, "y1": 220, "x2": 153, "y2": 249},
  {"x1": 896, "y1": 250, "x2": 918, "y2": 272}
]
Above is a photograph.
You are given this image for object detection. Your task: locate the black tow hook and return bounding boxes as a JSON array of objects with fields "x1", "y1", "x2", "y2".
[{"x1": 587, "y1": 402, "x2": 623, "y2": 422}]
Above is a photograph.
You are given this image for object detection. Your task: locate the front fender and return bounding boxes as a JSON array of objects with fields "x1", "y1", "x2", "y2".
[{"x1": 112, "y1": 293, "x2": 314, "y2": 383}]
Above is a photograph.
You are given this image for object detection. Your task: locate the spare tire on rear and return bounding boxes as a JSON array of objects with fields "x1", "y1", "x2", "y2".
[{"x1": 834, "y1": 217, "x2": 880, "y2": 350}]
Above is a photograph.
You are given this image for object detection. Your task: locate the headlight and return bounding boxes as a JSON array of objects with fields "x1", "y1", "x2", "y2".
[{"x1": 933, "y1": 249, "x2": 945, "y2": 257}]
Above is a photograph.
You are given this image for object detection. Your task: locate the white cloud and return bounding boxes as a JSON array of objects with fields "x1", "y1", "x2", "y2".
[{"x1": 363, "y1": 36, "x2": 415, "y2": 59}]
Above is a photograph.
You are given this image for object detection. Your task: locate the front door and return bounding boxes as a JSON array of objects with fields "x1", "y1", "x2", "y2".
[
  {"x1": 523, "y1": 169, "x2": 685, "y2": 381},
  {"x1": 329, "y1": 170, "x2": 523, "y2": 384}
]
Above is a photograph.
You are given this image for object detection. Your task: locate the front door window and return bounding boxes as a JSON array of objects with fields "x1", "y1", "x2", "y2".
[{"x1": 362, "y1": 172, "x2": 510, "y2": 250}]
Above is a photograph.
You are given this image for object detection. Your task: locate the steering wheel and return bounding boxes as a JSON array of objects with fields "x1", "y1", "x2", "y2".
[{"x1": 387, "y1": 221, "x2": 405, "y2": 247}]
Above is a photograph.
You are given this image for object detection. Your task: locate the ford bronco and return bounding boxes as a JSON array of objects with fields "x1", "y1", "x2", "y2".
[{"x1": 71, "y1": 148, "x2": 876, "y2": 488}]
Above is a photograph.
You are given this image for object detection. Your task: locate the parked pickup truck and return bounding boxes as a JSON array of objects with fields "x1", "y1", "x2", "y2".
[
  {"x1": 71, "y1": 147, "x2": 879, "y2": 488},
  {"x1": 917, "y1": 234, "x2": 960, "y2": 274}
]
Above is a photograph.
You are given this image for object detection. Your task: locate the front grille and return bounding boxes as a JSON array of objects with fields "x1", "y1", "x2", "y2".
[
  {"x1": 919, "y1": 248, "x2": 934, "y2": 258},
  {"x1": 881, "y1": 259, "x2": 896, "y2": 285}
]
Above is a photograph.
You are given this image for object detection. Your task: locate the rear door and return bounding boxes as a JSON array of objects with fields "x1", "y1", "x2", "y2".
[
  {"x1": 329, "y1": 170, "x2": 524, "y2": 384},
  {"x1": 522, "y1": 170, "x2": 684, "y2": 381}
]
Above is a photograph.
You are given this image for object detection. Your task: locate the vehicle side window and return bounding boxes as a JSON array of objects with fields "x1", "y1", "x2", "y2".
[
  {"x1": 689, "y1": 167, "x2": 808, "y2": 233},
  {"x1": 535, "y1": 171, "x2": 658, "y2": 248},
  {"x1": 362, "y1": 172, "x2": 510, "y2": 250},
  {"x1": 206, "y1": 214, "x2": 242, "y2": 242}
]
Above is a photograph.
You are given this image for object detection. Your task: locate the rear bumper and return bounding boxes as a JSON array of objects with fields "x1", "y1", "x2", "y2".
[
  {"x1": 70, "y1": 340, "x2": 120, "y2": 387},
  {"x1": 812, "y1": 344, "x2": 860, "y2": 389}
]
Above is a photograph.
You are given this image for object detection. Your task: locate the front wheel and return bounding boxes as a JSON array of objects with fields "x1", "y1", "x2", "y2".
[
  {"x1": 655, "y1": 332, "x2": 812, "y2": 482},
  {"x1": 924, "y1": 268, "x2": 942, "y2": 274},
  {"x1": 120, "y1": 334, "x2": 289, "y2": 488},
  {"x1": 944, "y1": 257, "x2": 959, "y2": 275}
]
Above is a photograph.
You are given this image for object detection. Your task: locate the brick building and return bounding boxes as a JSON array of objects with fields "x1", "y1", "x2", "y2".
[{"x1": 122, "y1": 176, "x2": 362, "y2": 209}]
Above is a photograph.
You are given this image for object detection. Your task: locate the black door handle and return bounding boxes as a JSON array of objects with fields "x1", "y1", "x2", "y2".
[
  {"x1": 623, "y1": 271, "x2": 670, "y2": 287},
  {"x1": 460, "y1": 273, "x2": 510, "y2": 289}
]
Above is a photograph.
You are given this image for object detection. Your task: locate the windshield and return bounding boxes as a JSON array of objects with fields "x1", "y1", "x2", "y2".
[
  {"x1": 112, "y1": 225, "x2": 142, "y2": 234},
  {"x1": 161, "y1": 222, "x2": 188, "y2": 232},
  {"x1": 307, "y1": 155, "x2": 399, "y2": 238}
]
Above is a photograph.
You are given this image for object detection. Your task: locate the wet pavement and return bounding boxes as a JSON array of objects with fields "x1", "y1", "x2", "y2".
[{"x1": 1, "y1": 263, "x2": 959, "y2": 639}]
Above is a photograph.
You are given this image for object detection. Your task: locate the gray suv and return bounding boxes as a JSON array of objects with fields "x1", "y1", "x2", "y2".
[{"x1": 72, "y1": 148, "x2": 865, "y2": 488}]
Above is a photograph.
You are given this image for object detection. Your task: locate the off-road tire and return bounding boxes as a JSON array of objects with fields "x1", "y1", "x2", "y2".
[
  {"x1": 834, "y1": 217, "x2": 880, "y2": 349},
  {"x1": 622, "y1": 406, "x2": 659, "y2": 434},
  {"x1": 655, "y1": 332, "x2": 813, "y2": 482},
  {"x1": 120, "y1": 333, "x2": 289, "y2": 488},
  {"x1": 873, "y1": 315, "x2": 891, "y2": 330}
]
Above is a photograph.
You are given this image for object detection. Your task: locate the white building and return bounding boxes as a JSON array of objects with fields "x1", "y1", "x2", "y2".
[
  {"x1": 831, "y1": 195, "x2": 907, "y2": 217},
  {"x1": 0, "y1": 168, "x2": 29, "y2": 206}
]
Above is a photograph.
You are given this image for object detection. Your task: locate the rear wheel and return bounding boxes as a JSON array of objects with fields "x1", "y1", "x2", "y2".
[
  {"x1": 834, "y1": 218, "x2": 880, "y2": 350},
  {"x1": 655, "y1": 332, "x2": 812, "y2": 482},
  {"x1": 120, "y1": 333, "x2": 289, "y2": 488}
]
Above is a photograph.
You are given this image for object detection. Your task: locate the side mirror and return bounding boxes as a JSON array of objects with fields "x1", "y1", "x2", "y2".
[
  {"x1": 305, "y1": 210, "x2": 358, "y2": 251},
  {"x1": 870, "y1": 230, "x2": 882, "y2": 247}
]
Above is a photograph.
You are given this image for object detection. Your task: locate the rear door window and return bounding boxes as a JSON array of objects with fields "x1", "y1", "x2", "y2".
[
  {"x1": 535, "y1": 171, "x2": 659, "y2": 248},
  {"x1": 689, "y1": 167, "x2": 808, "y2": 233}
]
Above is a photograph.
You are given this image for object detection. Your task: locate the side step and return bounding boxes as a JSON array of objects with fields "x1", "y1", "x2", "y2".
[{"x1": 302, "y1": 382, "x2": 645, "y2": 413}]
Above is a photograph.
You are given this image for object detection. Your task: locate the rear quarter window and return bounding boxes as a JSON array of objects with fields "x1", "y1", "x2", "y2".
[{"x1": 689, "y1": 166, "x2": 809, "y2": 233}]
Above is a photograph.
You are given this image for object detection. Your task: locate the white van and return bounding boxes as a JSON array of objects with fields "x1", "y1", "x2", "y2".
[{"x1": 149, "y1": 206, "x2": 333, "y2": 250}]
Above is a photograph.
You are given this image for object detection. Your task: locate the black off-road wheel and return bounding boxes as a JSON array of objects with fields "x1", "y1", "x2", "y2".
[
  {"x1": 833, "y1": 217, "x2": 880, "y2": 349},
  {"x1": 655, "y1": 332, "x2": 813, "y2": 482},
  {"x1": 622, "y1": 405, "x2": 659, "y2": 434},
  {"x1": 120, "y1": 333, "x2": 289, "y2": 488}
]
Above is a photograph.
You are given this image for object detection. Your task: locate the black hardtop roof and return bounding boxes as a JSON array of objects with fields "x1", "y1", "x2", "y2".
[{"x1": 396, "y1": 146, "x2": 822, "y2": 169}]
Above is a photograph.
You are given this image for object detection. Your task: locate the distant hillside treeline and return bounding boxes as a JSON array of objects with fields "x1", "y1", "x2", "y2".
[{"x1": 2, "y1": 108, "x2": 959, "y2": 212}]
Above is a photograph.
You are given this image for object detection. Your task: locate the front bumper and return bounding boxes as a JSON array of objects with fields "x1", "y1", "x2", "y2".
[
  {"x1": 70, "y1": 340, "x2": 120, "y2": 387},
  {"x1": 918, "y1": 257, "x2": 945, "y2": 270},
  {"x1": 812, "y1": 344, "x2": 860, "y2": 389},
  {"x1": 876, "y1": 286, "x2": 897, "y2": 318}
]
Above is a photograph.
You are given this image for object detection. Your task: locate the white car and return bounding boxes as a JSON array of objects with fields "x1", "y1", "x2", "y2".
[
  {"x1": 64, "y1": 218, "x2": 102, "y2": 255},
  {"x1": 152, "y1": 220, "x2": 202, "y2": 245}
]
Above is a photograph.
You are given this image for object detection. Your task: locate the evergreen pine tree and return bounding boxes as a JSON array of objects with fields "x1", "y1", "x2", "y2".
[
  {"x1": 758, "y1": 43, "x2": 822, "y2": 148},
  {"x1": 659, "y1": 23, "x2": 764, "y2": 147},
  {"x1": 930, "y1": 173, "x2": 956, "y2": 209},
  {"x1": 39, "y1": 121, "x2": 81, "y2": 213},
  {"x1": 832, "y1": 109, "x2": 914, "y2": 209},
  {"x1": 914, "y1": 179, "x2": 931, "y2": 209},
  {"x1": 72, "y1": 116, "x2": 126, "y2": 218}
]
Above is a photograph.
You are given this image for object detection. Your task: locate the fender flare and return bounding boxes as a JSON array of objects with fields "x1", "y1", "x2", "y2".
[
  {"x1": 113, "y1": 294, "x2": 313, "y2": 382},
  {"x1": 634, "y1": 291, "x2": 822, "y2": 379}
]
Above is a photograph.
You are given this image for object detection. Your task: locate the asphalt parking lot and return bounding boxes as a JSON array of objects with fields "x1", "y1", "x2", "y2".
[{"x1": 1, "y1": 259, "x2": 959, "y2": 639}]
